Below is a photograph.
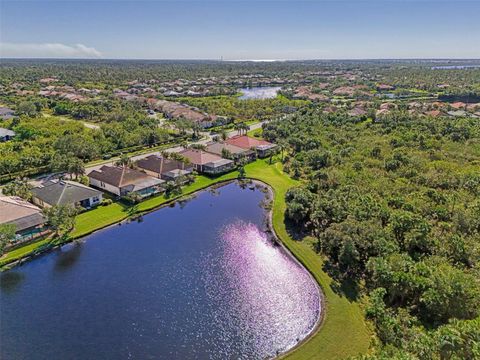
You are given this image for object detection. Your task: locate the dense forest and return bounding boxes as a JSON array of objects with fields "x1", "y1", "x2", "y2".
[
  {"x1": 178, "y1": 95, "x2": 309, "y2": 122},
  {"x1": 1, "y1": 59, "x2": 479, "y2": 357},
  {"x1": 263, "y1": 110, "x2": 480, "y2": 358},
  {"x1": 0, "y1": 100, "x2": 175, "y2": 178}
]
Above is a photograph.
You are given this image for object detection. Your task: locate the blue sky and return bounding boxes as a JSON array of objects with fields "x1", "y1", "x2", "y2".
[{"x1": 1, "y1": 0, "x2": 479, "y2": 59}]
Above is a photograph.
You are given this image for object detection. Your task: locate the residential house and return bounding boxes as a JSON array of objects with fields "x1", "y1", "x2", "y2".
[
  {"x1": 135, "y1": 155, "x2": 193, "y2": 182},
  {"x1": 88, "y1": 165, "x2": 164, "y2": 197},
  {"x1": 179, "y1": 149, "x2": 235, "y2": 175},
  {"x1": 0, "y1": 196, "x2": 47, "y2": 242},
  {"x1": 450, "y1": 102, "x2": 466, "y2": 110},
  {"x1": 205, "y1": 141, "x2": 256, "y2": 162},
  {"x1": 148, "y1": 99, "x2": 217, "y2": 128},
  {"x1": 225, "y1": 135, "x2": 277, "y2": 158},
  {"x1": 348, "y1": 107, "x2": 368, "y2": 117},
  {"x1": 0, "y1": 128, "x2": 15, "y2": 142},
  {"x1": 425, "y1": 110, "x2": 443, "y2": 118},
  {"x1": 31, "y1": 180, "x2": 103, "y2": 209},
  {"x1": 0, "y1": 107, "x2": 15, "y2": 120}
]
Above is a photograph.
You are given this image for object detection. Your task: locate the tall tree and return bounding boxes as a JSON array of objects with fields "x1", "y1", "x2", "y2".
[
  {"x1": 0, "y1": 223, "x2": 16, "y2": 255},
  {"x1": 42, "y1": 205, "x2": 78, "y2": 236}
]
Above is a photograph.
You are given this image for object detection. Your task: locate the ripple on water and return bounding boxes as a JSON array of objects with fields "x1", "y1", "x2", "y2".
[{"x1": 201, "y1": 221, "x2": 321, "y2": 359}]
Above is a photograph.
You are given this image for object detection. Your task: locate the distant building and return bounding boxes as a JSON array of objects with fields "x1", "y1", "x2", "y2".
[
  {"x1": 179, "y1": 149, "x2": 235, "y2": 175},
  {"x1": 147, "y1": 99, "x2": 218, "y2": 128},
  {"x1": 0, "y1": 196, "x2": 46, "y2": 242},
  {"x1": 88, "y1": 165, "x2": 164, "y2": 197},
  {"x1": 0, "y1": 128, "x2": 16, "y2": 142},
  {"x1": 31, "y1": 180, "x2": 103, "y2": 209},
  {"x1": 135, "y1": 155, "x2": 193, "y2": 182},
  {"x1": 205, "y1": 141, "x2": 256, "y2": 162},
  {"x1": 225, "y1": 135, "x2": 277, "y2": 158},
  {"x1": 0, "y1": 107, "x2": 15, "y2": 120}
]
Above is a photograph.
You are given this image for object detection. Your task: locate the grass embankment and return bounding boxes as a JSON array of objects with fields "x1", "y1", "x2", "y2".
[
  {"x1": 70, "y1": 172, "x2": 237, "y2": 238},
  {"x1": 245, "y1": 161, "x2": 370, "y2": 360},
  {"x1": 0, "y1": 173, "x2": 238, "y2": 266},
  {"x1": 0, "y1": 160, "x2": 370, "y2": 359}
]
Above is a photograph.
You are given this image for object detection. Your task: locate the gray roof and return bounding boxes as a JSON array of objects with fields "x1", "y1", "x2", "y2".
[
  {"x1": 0, "y1": 107, "x2": 15, "y2": 120},
  {"x1": 10, "y1": 213, "x2": 45, "y2": 232},
  {"x1": 0, "y1": 128, "x2": 15, "y2": 137},
  {"x1": 205, "y1": 158, "x2": 234, "y2": 168},
  {"x1": 205, "y1": 142, "x2": 251, "y2": 156},
  {"x1": 32, "y1": 180, "x2": 102, "y2": 206}
]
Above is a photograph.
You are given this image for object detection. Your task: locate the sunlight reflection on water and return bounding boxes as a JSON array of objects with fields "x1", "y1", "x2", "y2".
[{"x1": 201, "y1": 221, "x2": 321, "y2": 359}]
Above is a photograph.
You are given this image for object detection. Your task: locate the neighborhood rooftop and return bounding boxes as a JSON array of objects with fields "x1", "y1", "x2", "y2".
[
  {"x1": 89, "y1": 165, "x2": 162, "y2": 187},
  {"x1": 205, "y1": 141, "x2": 252, "y2": 156},
  {"x1": 0, "y1": 128, "x2": 16, "y2": 137},
  {"x1": 136, "y1": 154, "x2": 189, "y2": 175},
  {"x1": 179, "y1": 149, "x2": 225, "y2": 165},
  {"x1": 0, "y1": 196, "x2": 45, "y2": 232},
  {"x1": 31, "y1": 180, "x2": 102, "y2": 206},
  {"x1": 225, "y1": 135, "x2": 275, "y2": 149}
]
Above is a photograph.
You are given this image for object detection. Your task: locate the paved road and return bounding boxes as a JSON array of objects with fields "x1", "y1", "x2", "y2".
[
  {"x1": 85, "y1": 121, "x2": 266, "y2": 173},
  {"x1": 1, "y1": 121, "x2": 267, "y2": 191}
]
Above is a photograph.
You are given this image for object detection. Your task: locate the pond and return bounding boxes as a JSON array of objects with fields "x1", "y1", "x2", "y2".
[
  {"x1": 238, "y1": 86, "x2": 281, "y2": 100},
  {"x1": 0, "y1": 182, "x2": 321, "y2": 360}
]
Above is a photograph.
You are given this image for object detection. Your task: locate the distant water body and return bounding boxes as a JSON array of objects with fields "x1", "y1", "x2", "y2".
[
  {"x1": 0, "y1": 182, "x2": 320, "y2": 359},
  {"x1": 431, "y1": 65, "x2": 480, "y2": 70},
  {"x1": 239, "y1": 86, "x2": 281, "y2": 100}
]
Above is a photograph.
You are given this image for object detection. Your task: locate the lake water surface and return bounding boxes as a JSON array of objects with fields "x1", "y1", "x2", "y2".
[
  {"x1": 0, "y1": 182, "x2": 320, "y2": 359},
  {"x1": 239, "y1": 86, "x2": 281, "y2": 100}
]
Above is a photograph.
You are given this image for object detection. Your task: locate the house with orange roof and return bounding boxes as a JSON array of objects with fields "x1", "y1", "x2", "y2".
[
  {"x1": 425, "y1": 110, "x2": 443, "y2": 118},
  {"x1": 450, "y1": 102, "x2": 466, "y2": 110},
  {"x1": 225, "y1": 135, "x2": 277, "y2": 158}
]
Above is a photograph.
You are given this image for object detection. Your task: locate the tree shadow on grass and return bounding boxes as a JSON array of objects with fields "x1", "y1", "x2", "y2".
[
  {"x1": 124, "y1": 204, "x2": 139, "y2": 217},
  {"x1": 322, "y1": 261, "x2": 361, "y2": 302},
  {"x1": 284, "y1": 216, "x2": 308, "y2": 241}
]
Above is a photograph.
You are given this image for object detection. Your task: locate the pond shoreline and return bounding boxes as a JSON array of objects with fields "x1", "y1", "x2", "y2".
[
  {"x1": 2, "y1": 178, "x2": 325, "y2": 359},
  {"x1": 251, "y1": 179, "x2": 325, "y2": 359}
]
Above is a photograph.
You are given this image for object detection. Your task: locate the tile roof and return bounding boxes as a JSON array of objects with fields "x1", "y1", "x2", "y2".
[
  {"x1": 225, "y1": 135, "x2": 273, "y2": 150},
  {"x1": 205, "y1": 142, "x2": 250, "y2": 156},
  {"x1": 88, "y1": 165, "x2": 163, "y2": 188},
  {"x1": 135, "y1": 155, "x2": 189, "y2": 175},
  {"x1": 32, "y1": 180, "x2": 102, "y2": 206},
  {"x1": 179, "y1": 149, "x2": 224, "y2": 165},
  {"x1": 0, "y1": 196, "x2": 45, "y2": 232}
]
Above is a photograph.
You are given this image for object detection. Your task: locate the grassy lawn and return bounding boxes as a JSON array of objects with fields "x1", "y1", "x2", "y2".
[
  {"x1": 71, "y1": 173, "x2": 239, "y2": 239},
  {"x1": 1, "y1": 159, "x2": 370, "y2": 359},
  {"x1": 0, "y1": 238, "x2": 51, "y2": 266},
  {"x1": 247, "y1": 127, "x2": 263, "y2": 138},
  {"x1": 243, "y1": 160, "x2": 371, "y2": 360}
]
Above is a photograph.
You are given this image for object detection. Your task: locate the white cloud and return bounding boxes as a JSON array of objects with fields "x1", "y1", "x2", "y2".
[{"x1": 0, "y1": 42, "x2": 102, "y2": 58}]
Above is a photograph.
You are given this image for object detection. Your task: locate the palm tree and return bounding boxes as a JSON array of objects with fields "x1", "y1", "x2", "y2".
[
  {"x1": 220, "y1": 130, "x2": 228, "y2": 141},
  {"x1": 115, "y1": 154, "x2": 132, "y2": 167},
  {"x1": 234, "y1": 123, "x2": 242, "y2": 135},
  {"x1": 68, "y1": 158, "x2": 85, "y2": 180},
  {"x1": 278, "y1": 139, "x2": 289, "y2": 162},
  {"x1": 240, "y1": 122, "x2": 250, "y2": 135},
  {"x1": 191, "y1": 122, "x2": 202, "y2": 139},
  {"x1": 160, "y1": 150, "x2": 171, "y2": 159}
]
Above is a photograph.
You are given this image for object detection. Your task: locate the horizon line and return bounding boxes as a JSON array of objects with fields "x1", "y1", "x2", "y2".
[{"x1": 1, "y1": 57, "x2": 480, "y2": 62}]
